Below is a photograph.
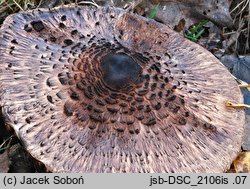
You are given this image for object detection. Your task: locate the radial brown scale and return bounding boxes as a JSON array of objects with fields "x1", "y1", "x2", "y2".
[
  {"x1": 64, "y1": 102, "x2": 74, "y2": 116},
  {"x1": 150, "y1": 83, "x2": 157, "y2": 91}
]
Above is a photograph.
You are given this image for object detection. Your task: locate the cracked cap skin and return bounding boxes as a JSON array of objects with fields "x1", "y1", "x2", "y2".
[{"x1": 0, "y1": 5, "x2": 245, "y2": 173}]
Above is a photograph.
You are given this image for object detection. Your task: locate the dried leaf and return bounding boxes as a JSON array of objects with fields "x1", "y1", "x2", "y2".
[
  {"x1": 0, "y1": 151, "x2": 9, "y2": 173},
  {"x1": 174, "y1": 18, "x2": 186, "y2": 32},
  {"x1": 233, "y1": 151, "x2": 250, "y2": 173}
]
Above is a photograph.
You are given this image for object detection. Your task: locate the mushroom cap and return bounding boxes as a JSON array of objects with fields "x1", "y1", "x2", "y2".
[{"x1": 0, "y1": 5, "x2": 245, "y2": 173}]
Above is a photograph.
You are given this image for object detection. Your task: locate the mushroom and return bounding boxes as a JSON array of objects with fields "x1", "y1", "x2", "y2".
[{"x1": 0, "y1": 5, "x2": 245, "y2": 173}]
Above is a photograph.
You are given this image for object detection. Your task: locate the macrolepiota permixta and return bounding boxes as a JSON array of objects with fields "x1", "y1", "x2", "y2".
[{"x1": 0, "y1": 5, "x2": 245, "y2": 173}]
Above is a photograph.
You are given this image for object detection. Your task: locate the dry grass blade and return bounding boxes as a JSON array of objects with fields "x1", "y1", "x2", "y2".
[
  {"x1": 0, "y1": 135, "x2": 13, "y2": 152},
  {"x1": 77, "y1": 0, "x2": 99, "y2": 7},
  {"x1": 12, "y1": 0, "x2": 24, "y2": 10},
  {"x1": 0, "y1": 0, "x2": 38, "y2": 26},
  {"x1": 226, "y1": 0, "x2": 250, "y2": 54}
]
